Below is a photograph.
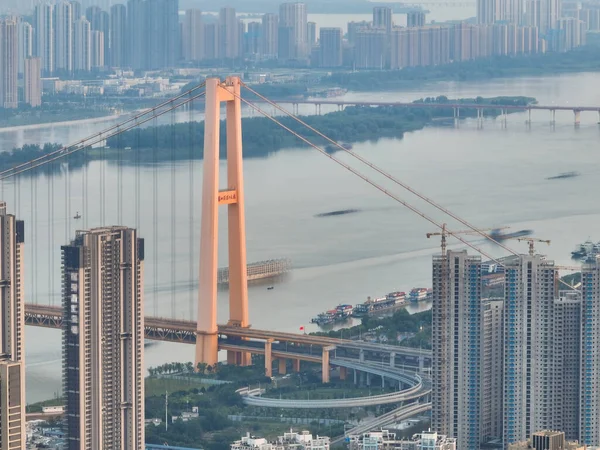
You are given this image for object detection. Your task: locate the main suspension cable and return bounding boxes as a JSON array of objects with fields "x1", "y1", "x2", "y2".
[{"x1": 241, "y1": 83, "x2": 518, "y2": 256}]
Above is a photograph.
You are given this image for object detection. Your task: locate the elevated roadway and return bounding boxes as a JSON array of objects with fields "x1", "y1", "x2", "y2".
[
  {"x1": 330, "y1": 402, "x2": 432, "y2": 444},
  {"x1": 24, "y1": 304, "x2": 432, "y2": 362}
]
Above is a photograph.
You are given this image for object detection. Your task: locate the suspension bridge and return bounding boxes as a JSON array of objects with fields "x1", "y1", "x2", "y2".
[{"x1": 2, "y1": 76, "x2": 583, "y2": 427}]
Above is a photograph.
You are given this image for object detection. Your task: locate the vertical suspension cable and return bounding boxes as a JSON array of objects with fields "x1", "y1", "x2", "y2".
[
  {"x1": 31, "y1": 173, "x2": 36, "y2": 304},
  {"x1": 49, "y1": 164, "x2": 55, "y2": 305},
  {"x1": 100, "y1": 137, "x2": 106, "y2": 226},
  {"x1": 135, "y1": 128, "x2": 140, "y2": 231},
  {"x1": 82, "y1": 147, "x2": 88, "y2": 230},
  {"x1": 153, "y1": 117, "x2": 158, "y2": 317},
  {"x1": 188, "y1": 94, "x2": 195, "y2": 319},
  {"x1": 65, "y1": 154, "x2": 71, "y2": 242},
  {"x1": 171, "y1": 108, "x2": 176, "y2": 318},
  {"x1": 117, "y1": 126, "x2": 123, "y2": 224},
  {"x1": 33, "y1": 172, "x2": 38, "y2": 304}
]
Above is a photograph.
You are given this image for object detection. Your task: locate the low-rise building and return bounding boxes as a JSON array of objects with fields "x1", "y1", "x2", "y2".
[
  {"x1": 349, "y1": 430, "x2": 456, "y2": 450},
  {"x1": 231, "y1": 430, "x2": 330, "y2": 450},
  {"x1": 508, "y1": 430, "x2": 585, "y2": 450}
]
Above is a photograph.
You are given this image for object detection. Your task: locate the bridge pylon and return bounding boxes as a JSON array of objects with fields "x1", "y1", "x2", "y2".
[{"x1": 196, "y1": 77, "x2": 251, "y2": 368}]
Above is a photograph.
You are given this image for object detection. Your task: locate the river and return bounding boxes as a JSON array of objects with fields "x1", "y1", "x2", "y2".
[{"x1": 9, "y1": 71, "x2": 600, "y2": 404}]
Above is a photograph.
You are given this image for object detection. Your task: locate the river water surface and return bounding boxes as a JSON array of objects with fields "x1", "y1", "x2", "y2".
[{"x1": 6, "y1": 71, "x2": 600, "y2": 403}]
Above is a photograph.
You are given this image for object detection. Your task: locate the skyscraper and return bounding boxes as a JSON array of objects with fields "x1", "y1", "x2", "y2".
[
  {"x1": 0, "y1": 202, "x2": 25, "y2": 450},
  {"x1": 373, "y1": 6, "x2": 393, "y2": 33},
  {"x1": 127, "y1": 0, "x2": 146, "y2": 70},
  {"x1": 74, "y1": 16, "x2": 91, "y2": 71},
  {"x1": 407, "y1": 11, "x2": 426, "y2": 27},
  {"x1": 319, "y1": 27, "x2": 343, "y2": 67},
  {"x1": 183, "y1": 9, "x2": 204, "y2": 61},
  {"x1": 145, "y1": 0, "x2": 180, "y2": 69},
  {"x1": 246, "y1": 22, "x2": 261, "y2": 56},
  {"x1": 219, "y1": 7, "x2": 240, "y2": 59},
  {"x1": 110, "y1": 4, "x2": 127, "y2": 67},
  {"x1": 86, "y1": 6, "x2": 110, "y2": 65},
  {"x1": 35, "y1": 2, "x2": 54, "y2": 74},
  {"x1": 432, "y1": 250, "x2": 482, "y2": 450},
  {"x1": 54, "y1": 1, "x2": 74, "y2": 73},
  {"x1": 580, "y1": 259, "x2": 600, "y2": 446},
  {"x1": 279, "y1": 2, "x2": 308, "y2": 60},
  {"x1": 539, "y1": 0, "x2": 560, "y2": 32},
  {"x1": 203, "y1": 23, "x2": 219, "y2": 60},
  {"x1": 307, "y1": 21, "x2": 317, "y2": 46},
  {"x1": 503, "y1": 255, "x2": 558, "y2": 446},
  {"x1": 62, "y1": 226, "x2": 145, "y2": 450},
  {"x1": 261, "y1": 13, "x2": 278, "y2": 58},
  {"x1": 91, "y1": 30, "x2": 105, "y2": 68},
  {"x1": 0, "y1": 19, "x2": 18, "y2": 109},
  {"x1": 17, "y1": 20, "x2": 33, "y2": 75},
  {"x1": 24, "y1": 57, "x2": 42, "y2": 107},
  {"x1": 480, "y1": 299, "x2": 503, "y2": 443},
  {"x1": 551, "y1": 291, "x2": 581, "y2": 441}
]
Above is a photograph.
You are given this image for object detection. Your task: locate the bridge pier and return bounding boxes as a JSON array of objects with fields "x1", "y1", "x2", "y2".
[
  {"x1": 526, "y1": 108, "x2": 532, "y2": 125},
  {"x1": 293, "y1": 103, "x2": 298, "y2": 115},
  {"x1": 551, "y1": 109, "x2": 556, "y2": 125},
  {"x1": 293, "y1": 358, "x2": 301, "y2": 372},
  {"x1": 574, "y1": 109, "x2": 581, "y2": 126},
  {"x1": 322, "y1": 346, "x2": 334, "y2": 383},
  {"x1": 390, "y1": 352, "x2": 395, "y2": 368},
  {"x1": 502, "y1": 109, "x2": 507, "y2": 128},
  {"x1": 366, "y1": 372, "x2": 371, "y2": 386},
  {"x1": 598, "y1": 110, "x2": 600, "y2": 124},
  {"x1": 354, "y1": 368, "x2": 357, "y2": 384},
  {"x1": 340, "y1": 366, "x2": 347, "y2": 380},
  {"x1": 265, "y1": 339, "x2": 273, "y2": 378},
  {"x1": 381, "y1": 375, "x2": 385, "y2": 388},
  {"x1": 359, "y1": 349, "x2": 365, "y2": 362},
  {"x1": 419, "y1": 356, "x2": 425, "y2": 373},
  {"x1": 278, "y1": 358, "x2": 287, "y2": 375},
  {"x1": 477, "y1": 108, "x2": 483, "y2": 128}
]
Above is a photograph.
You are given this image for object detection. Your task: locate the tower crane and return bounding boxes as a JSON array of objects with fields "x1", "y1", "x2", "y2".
[
  {"x1": 516, "y1": 237, "x2": 551, "y2": 256},
  {"x1": 426, "y1": 223, "x2": 509, "y2": 255}
]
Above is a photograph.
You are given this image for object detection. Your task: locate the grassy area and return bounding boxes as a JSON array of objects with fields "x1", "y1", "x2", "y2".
[{"x1": 145, "y1": 376, "x2": 210, "y2": 397}]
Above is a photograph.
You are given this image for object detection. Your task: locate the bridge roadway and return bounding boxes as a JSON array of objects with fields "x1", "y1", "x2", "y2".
[
  {"x1": 330, "y1": 402, "x2": 432, "y2": 445},
  {"x1": 239, "y1": 358, "x2": 431, "y2": 408},
  {"x1": 24, "y1": 303, "x2": 432, "y2": 362}
]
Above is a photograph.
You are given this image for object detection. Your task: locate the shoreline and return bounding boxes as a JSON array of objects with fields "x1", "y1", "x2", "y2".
[{"x1": 0, "y1": 113, "x2": 125, "y2": 134}]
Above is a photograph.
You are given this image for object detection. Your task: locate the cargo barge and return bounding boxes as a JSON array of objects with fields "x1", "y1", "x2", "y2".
[{"x1": 217, "y1": 258, "x2": 291, "y2": 285}]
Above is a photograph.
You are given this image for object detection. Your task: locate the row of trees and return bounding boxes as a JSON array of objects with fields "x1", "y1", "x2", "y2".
[{"x1": 148, "y1": 361, "x2": 219, "y2": 377}]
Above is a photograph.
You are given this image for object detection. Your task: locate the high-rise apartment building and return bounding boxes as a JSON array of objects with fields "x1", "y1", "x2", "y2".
[
  {"x1": 279, "y1": 2, "x2": 308, "y2": 60},
  {"x1": 0, "y1": 361, "x2": 25, "y2": 450},
  {"x1": 246, "y1": 22, "x2": 261, "y2": 56},
  {"x1": 17, "y1": 21, "x2": 33, "y2": 75},
  {"x1": 307, "y1": 21, "x2": 317, "y2": 46},
  {"x1": 432, "y1": 250, "x2": 483, "y2": 450},
  {"x1": 503, "y1": 255, "x2": 558, "y2": 447},
  {"x1": 580, "y1": 259, "x2": 600, "y2": 446},
  {"x1": 551, "y1": 291, "x2": 581, "y2": 441},
  {"x1": 86, "y1": 6, "x2": 110, "y2": 66},
  {"x1": 261, "y1": 13, "x2": 278, "y2": 58},
  {"x1": 74, "y1": 17, "x2": 91, "y2": 71},
  {"x1": 35, "y1": 2, "x2": 54, "y2": 74},
  {"x1": 354, "y1": 28, "x2": 387, "y2": 68},
  {"x1": 407, "y1": 11, "x2": 426, "y2": 27},
  {"x1": 219, "y1": 7, "x2": 239, "y2": 59},
  {"x1": 319, "y1": 27, "x2": 343, "y2": 67},
  {"x1": 0, "y1": 202, "x2": 25, "y2": 450},
  {"x1": 183, "y1": 9, "x2": 204, "y2": 62},
  {"x1": 62, "y1": 226, "x2": 145, "y2": 450},
  {"x1": 480, "y1": 299, "x2": 503, "y2": 443},
  {"x1": 539, "y1": 0, "x2": 561, "y2": 32},
  {"x1": 110, "y1": 4, "x2": 127, "y2": 67},
  {"x1": 91, "y1": 30, "x2": 104, "y2": 69},
  {"x1": 54, "y1": 1, "x2": 74, "y2": 72},
  {"x1": 24, "y1": 57, "x2": 42, "y2": 108},
  {"x1": 373, "y1": 6, "x2": 393, "y2": 33},
  {"x1": 0, "y1": 19, "x2": 18, "y2": 109},
  {"x1": 145, "y1": 0, "x2": 180, "y2": 69},
  {"x1": 127, "y1": 0, "x2": 146, "y2": 70}
]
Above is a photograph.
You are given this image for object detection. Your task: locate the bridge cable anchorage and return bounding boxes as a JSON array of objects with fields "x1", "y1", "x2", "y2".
[
  {"x1": 239, "y1": 84, "x2": 577, "y2": 290},
  {"x1": 0, "y1": 90, "x2": 206, "y2": 181},
  {"x1": 0, "y1": 82, "x2": 208, "y2": 181},
  {"x1": 233, "y1": 91, "x2": 576, "y2": 284}
]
